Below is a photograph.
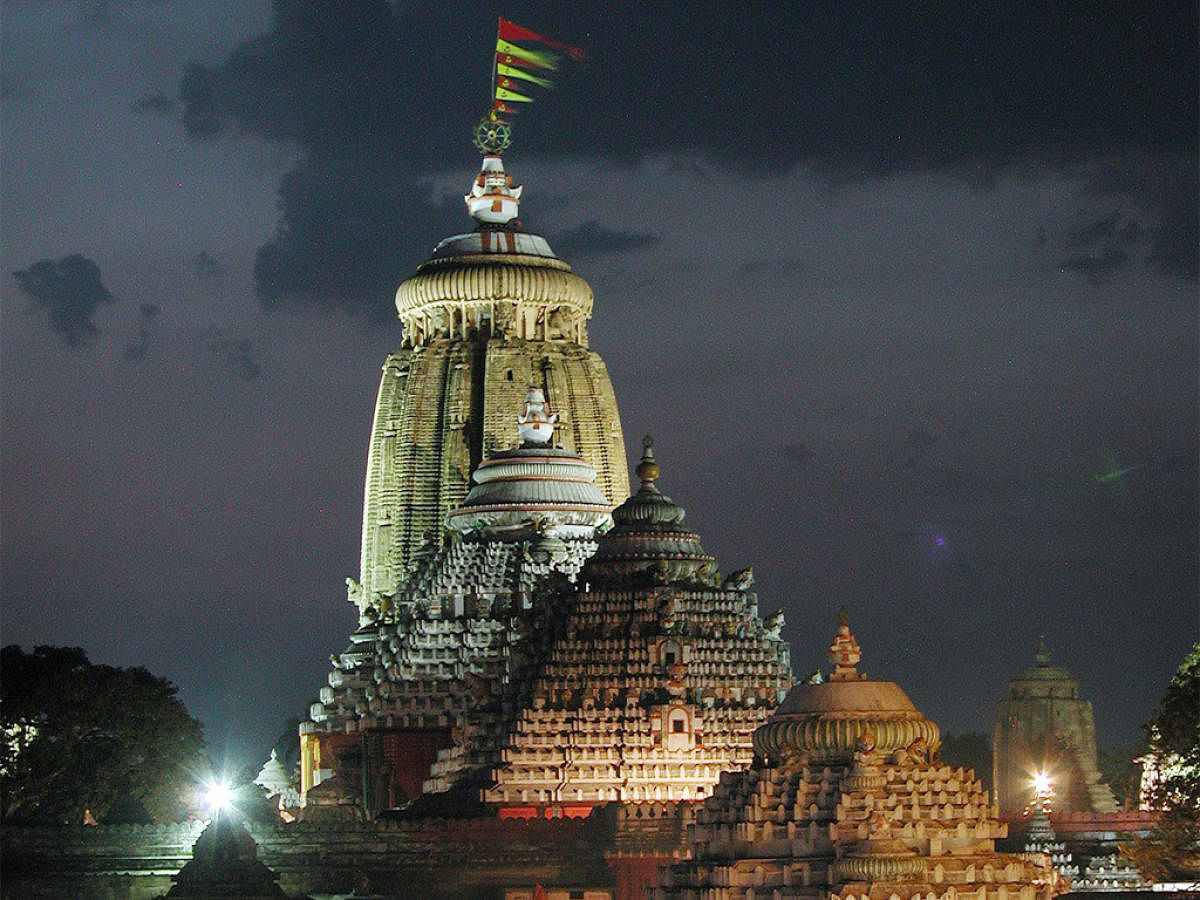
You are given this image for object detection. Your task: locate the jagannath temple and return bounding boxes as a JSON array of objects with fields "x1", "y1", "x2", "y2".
[
  {"x1": 299, "y1": 119, "x2": 794, "y2": 821},
  {"x1": 1, "y1": 21, "x2": 1160, "y2": 900}
]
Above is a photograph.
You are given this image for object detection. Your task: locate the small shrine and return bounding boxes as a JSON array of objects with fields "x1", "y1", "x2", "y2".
[{"x1": 655, "y1": 615, "x2": 1070, "y2": 899}]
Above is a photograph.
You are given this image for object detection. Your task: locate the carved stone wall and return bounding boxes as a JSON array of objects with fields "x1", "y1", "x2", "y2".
[{"x1": 357, "y1": 338, "x2": 626, "y2": 605}]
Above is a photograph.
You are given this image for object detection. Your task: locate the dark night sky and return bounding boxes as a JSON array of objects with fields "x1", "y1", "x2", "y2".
[{"x1": 3, "y1": 1, "x2": 1197, "y2": 773}]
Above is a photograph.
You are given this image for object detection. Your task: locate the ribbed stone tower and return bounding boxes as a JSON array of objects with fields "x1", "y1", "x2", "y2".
[
  {"x1": 352, "y1": 150, "x2": 627, "y2": 615},
  {"x1": 993, "y1": 639, "x2": 1117, "y2": 815}
]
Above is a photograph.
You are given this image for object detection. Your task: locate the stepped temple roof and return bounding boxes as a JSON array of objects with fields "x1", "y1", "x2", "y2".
[
  {"x1": 484, "y1": 444, "x2": 792, "y2": 809},
  {"x1": 655, "y1": 616, "x2": 1070, "y2": 899}
]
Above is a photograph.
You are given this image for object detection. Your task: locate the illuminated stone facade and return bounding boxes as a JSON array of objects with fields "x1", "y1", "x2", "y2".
[
  {"x1": 655, "y1": 618, "x2": 1069, "y2": 900},
  {"x1": 484, "y1": 440, "x2": 793, "y2": 810},
  {"x1": 353, "y1": 153, "x2": 627, "y2": 608},
  {"x1": 992, "y1": 640, "x2": 1117, "y2": 815},
  {"x1": 301, "y1": 155, "x2": 790, "y2": 816},
  {"x1": 304, "y1": 389, "x2": 614, "y2": 805}
]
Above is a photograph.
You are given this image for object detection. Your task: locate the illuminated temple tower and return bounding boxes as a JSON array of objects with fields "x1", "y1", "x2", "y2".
[
  {"x1": 354, "y1": 149, "x2": 628, "y2": 608},
  {"x1": 301, "y1": 138, "x2": 791, "y2": 812}
]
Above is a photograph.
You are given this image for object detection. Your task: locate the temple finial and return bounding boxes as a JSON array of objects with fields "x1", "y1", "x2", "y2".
[
  {"x1": 635, "y1": 434, "x2": 660, "y2": 488},
  {"x1": 829, "y1": 610, "x2": 863, "y2": 681},
  {"x1": 1035, "y1": 635, "x2": 1050, "y2": 666},
  {"x1": 465, "y1": 152, "x2": 522, "y2": 226}
]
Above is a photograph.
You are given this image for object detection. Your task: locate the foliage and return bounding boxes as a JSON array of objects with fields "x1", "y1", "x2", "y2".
[
  {"x1": 939, "y1": 732, "x2": 993, "y2": 793},
  {"x1": 1123, "y1": 643, "x2": 1200, "y2": 882},
  {"x1": 1098, "y1": 744, "x2": 1147, "y2": 809},
  {"x1": 1, "y1": 645, "x2": 205, "y2": 824}
]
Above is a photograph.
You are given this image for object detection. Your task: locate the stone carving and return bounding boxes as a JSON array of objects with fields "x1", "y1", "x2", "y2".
[
  {"x1": 889, "y1": 734, "x2": 930, "y2": 767},
  {"x1": 762, "y1": 609, "x2": 784, "y2": 640},
  {"x1": 722, "y1": 567, "x2": 754, "y2": 590}
]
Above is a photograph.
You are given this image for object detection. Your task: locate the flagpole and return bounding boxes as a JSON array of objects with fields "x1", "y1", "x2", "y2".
[{"x1": 489, "y1": 17, "x2": 500, "y2": 121}]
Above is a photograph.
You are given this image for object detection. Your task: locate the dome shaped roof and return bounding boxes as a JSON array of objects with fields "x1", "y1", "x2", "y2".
[
  {"x1": 446, "y1": 390, "x2": 611, "y2": 540},
  {"x1": 584, "y1": 436, "x2": 717, "y2": 585},
  {"x1": 1006, "y1": 637, "x2": 1080, "y2": 698},
  {"x1": 393, "y1": 154, "x2": 593, "y2": 339},
  {"x1": 753, "y1": 614, "x2": 940, "y2": 762}
]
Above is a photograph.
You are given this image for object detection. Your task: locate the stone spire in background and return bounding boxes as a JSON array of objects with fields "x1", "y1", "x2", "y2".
[{"x1": 993, "y1": 639, "x2": 1118, "y2": 815}]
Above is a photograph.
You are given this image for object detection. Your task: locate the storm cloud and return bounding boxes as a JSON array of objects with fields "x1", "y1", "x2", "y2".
[
  {"x1": 551, "y1": 221, "x2": 659, "y2": 259},
  {"x1": 13, "y1": 254, "x2": 116, "y2": 347},
  {"x1": 201, "y1": 327, "x2": 261, "y2": 382},
  {"x1": 179, "y1": 2, "x2": 1197, "y2": 312},
  {"x1": 122, "y1": 302, "x2": 160, "y2": 362}
]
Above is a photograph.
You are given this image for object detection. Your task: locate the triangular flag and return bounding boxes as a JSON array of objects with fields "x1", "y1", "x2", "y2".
[
  {"x1": 498, "y1": 18, "x2": 586, "y2": 60},
  {"x1": 497, "y1": 63, "x2": 553, "y2": 89},
  {"x1": 495, "y1": 86, "x2": 534, "y2": 104},
  {"x1": 495, "y1": 38, "x2": 558, "y2": 71}
]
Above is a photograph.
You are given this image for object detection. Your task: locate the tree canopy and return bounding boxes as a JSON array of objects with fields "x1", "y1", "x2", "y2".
[
  {"x1": 1, "y1": 645, "x2": 206, "y2": 824},
  {"x1": 1124, "y1": 642, "x2": 1200, "y2": 882}
]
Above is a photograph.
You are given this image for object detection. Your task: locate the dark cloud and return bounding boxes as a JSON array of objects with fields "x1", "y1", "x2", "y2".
[
  {"x1": 200, "y1": 327, "x2": 261, "y2": 382},
  {"x1": 12, "y1": 254, "x2": 116, "y2": 347},
  {"x1": 551, "y1": 221, "x2": 658, "y2": 258},
  {"x1": 123, "y1": 303, "x2": 161, "y2": 362},
  {"x1": 1031, "y1": 158, "x2": 1198, "y2": 286},
  {"x1": 1084, "y1": 155, "x2": 1199, "y2": 282},
  {"x1": 252, "y1": 160, "x2": 461, "y2": 317},
  {"x1": 178, "y1": 2, "x2": 1197, "y2": 310},
  {"x1": 133, "y1": 92, "x2": 176, "y2": 116},
  {"x1": 1059, "y1": 246, "x2": 1129, "y2": 281}
]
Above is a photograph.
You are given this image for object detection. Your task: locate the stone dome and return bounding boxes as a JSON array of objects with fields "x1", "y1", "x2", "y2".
[
  {"x1": 1007, "y1": 636, "x2": 1080, "y2": 699},
  {"x1": 753, "y1": 614, "x2": 940, "y2": 762},
  {"x1": 393, "y1": 154, "x2": 593, "y2": 346},
  {"x1": 446, "y1": 391, "x2": 611, "y2": 540},
  {"x1": 584, "y1": 436, "x2": 717, "y2": 585}
]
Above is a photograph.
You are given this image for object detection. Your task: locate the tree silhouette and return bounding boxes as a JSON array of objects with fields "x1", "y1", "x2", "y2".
[{"x1": 1, "y1": 645, "x2": 205, "y2": 824}]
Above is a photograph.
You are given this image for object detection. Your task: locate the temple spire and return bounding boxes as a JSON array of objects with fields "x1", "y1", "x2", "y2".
[
  {"x1": 828, "y1": 610, "x2": 864, "y2": 681},
  {"x1": 635, "y1": 434, "x2": 660, "y2": 493}
]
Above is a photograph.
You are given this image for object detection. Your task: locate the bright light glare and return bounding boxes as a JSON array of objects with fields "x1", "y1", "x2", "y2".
[
  {"x1": 203, "y1": 781, "x2": 233, "y2": 815},
  {"x1": 1032, "y1": 771, "x2": 1053, "y2": 797}
]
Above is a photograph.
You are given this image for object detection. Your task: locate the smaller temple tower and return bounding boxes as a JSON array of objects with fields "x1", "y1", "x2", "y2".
[
  {"x1": 656, "y1": 615, "x2": 1070, "y2": 899},
  {"x1": 993, "y1": 639, "x2": 1117, "y2": 815}
]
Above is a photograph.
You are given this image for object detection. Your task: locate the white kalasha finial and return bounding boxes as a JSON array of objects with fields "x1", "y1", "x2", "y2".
[
  {"x1": 517, "y1": 387, "x2": 556, "y2": 444},
  {"x1": 465, "y1": 155, "x2": 523, "y2": 225}
]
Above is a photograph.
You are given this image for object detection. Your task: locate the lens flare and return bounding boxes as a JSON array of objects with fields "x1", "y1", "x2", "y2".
[{"x1": 203, "y1": 780, "x2": 233, "y2": 815}]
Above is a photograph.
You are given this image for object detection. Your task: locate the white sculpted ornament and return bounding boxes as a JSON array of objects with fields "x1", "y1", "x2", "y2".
[{"x1": 516, "y1": 387, "x2": 557, "y2": 444}]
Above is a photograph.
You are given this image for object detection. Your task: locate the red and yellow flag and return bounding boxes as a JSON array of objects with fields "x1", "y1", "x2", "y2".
[
  {"x1": 498, "y1": 18, "x2": 586, "y2": 61},
  {"x1": 489, "y1": 19, "x2": 585, "y2": 119}
]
